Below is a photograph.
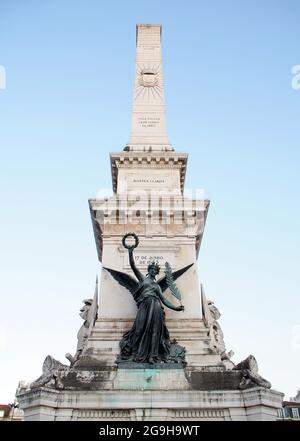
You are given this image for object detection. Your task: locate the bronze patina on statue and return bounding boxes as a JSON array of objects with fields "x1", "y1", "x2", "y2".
[{"x1": 105, "y1": 233, "x2": 193, "y2": 366}]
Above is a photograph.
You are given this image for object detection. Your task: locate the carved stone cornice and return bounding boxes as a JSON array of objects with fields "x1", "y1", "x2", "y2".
[
  {"x1": 110, "y1": 151, "x2": 188, "y2": 194},
  {"x1": 89, "y1": 198, "x2": 209, "y2": 262}
]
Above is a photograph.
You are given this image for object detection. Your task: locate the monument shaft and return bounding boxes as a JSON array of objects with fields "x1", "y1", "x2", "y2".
[{"x1": 128, "y1": 24, "x2": 170, "y2": 150}]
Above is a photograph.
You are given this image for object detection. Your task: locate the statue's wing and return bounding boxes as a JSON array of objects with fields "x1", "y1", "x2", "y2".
[
  {"x1": 158, "y1": 263, "x2": 194, "y2": 293},
  {"x1": 104, "y1": 267, "x2": 139, "y2": 296}
]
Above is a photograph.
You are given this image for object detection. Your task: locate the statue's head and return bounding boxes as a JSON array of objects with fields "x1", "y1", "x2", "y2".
[
  {"x1": 79, "y1": 299, "x2": 93, "y2": 320},
  {"x1": 207, "y1": 300, "x2": 221, "y2": 320},
  {"x1": 147, "y1": 261, "x2": 160, "y2": 278}
]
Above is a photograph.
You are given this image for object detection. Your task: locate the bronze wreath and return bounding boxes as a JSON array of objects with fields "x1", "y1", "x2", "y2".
[{"x1": 122, "y1": 232, "x2": 139, "y2": 250}]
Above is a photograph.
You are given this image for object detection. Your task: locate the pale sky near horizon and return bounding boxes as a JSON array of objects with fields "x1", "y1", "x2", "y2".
[{"x1": 0, "y1": 0, "x2": 300, "y2": 403}]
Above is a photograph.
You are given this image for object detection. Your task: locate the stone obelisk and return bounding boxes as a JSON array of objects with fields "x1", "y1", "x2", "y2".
[{"x1": 127, "y1": 24, "x2": 171, "y2": 149}]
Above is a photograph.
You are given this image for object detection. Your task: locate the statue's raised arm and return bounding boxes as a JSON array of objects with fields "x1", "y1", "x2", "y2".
[{"x1": 123, "y1": 233, "x2": 144, "y2": 282}]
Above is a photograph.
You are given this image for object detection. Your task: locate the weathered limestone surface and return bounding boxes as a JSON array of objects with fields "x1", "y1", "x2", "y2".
[
  {"x1": 18, "y1": 385, "x2": 283, "y2": 421},
  {"x1": 127, "y1": 24, "x2": 171, "y2": 149}
]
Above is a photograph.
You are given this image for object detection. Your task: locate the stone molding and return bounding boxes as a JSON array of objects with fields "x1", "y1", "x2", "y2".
[
  {"x1": 110, "y1": 152, "x2": 188, "y2": 194},
  {"x1": 18, "y1": 386, "x2": 284, "y2": 421}
]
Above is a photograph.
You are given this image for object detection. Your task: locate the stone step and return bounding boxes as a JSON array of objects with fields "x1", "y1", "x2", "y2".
[
  {"x1": 93, "y1": 318, "x2": 208, "y2": 328},
  {"x1": 91, "y1": 320, "x2": 210, "y2": 338},
  {"x1": 90, "y1": 330, "x2": 210, "y2": 337}
]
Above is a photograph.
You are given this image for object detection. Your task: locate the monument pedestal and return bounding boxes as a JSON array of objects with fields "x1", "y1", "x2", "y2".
[
  {"x1": 18, "y1": 376, "x2": 283, "y2": 421},
  {"x1": 84, "y1": 318, "x2": 223, "y2": 369}
]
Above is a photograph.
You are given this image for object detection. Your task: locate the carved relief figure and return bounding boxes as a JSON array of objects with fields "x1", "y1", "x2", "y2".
[
  {"x1": 30, "y1": 355, "x2": 68, "y2": 389},
  {"x1": 65, "y1": 279, "x2": 98, "y2": 366},
  {"x1": 233, "y1": 355, "x2": 272, "y2": 389},
  {"x1": 207, "y1": 300, "x2": 226, "y2": 355},
  {"x1": 201, "y1": 286, "x2": 234, "y2": 364}
]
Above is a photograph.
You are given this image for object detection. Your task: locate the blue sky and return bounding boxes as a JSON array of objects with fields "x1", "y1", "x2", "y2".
[{"x1": 0, "y1": 0, "x2": 299, "y2": 403}]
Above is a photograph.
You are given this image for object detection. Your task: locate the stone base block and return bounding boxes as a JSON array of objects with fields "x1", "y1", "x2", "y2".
[
  {"x1": 113, "y1": 366, "x2": 189, "y2": 390},
  {"x1": 18, "y1": 385, "x2": 283, "y2": 421}
]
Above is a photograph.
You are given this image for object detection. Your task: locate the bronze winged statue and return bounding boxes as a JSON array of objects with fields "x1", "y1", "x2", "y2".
[{"x1": 104, "y1": 233, "x2": 193, "y2": 364}]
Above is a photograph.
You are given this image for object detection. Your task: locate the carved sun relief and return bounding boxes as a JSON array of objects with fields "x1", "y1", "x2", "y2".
[
  {"x1": 139, "y1": 68, "x2": 158, "y2": 87},
  {"x1": 135, "y1": 64, "x2": 163, "y2": 101}
]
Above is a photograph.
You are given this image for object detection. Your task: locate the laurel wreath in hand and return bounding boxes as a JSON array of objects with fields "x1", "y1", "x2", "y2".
[{"x1": 122, "y1": 233, "x2": 139, "y2": 250}]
